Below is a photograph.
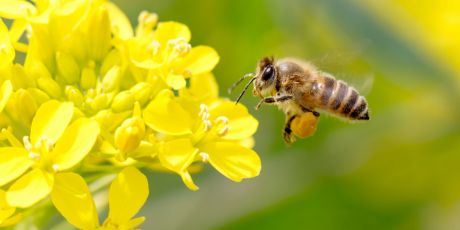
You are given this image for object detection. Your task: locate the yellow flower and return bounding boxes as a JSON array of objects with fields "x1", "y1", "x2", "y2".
[
  {"x1": 0, "y1": 0, "x2": 261, "y2": 227},
  {"x1": 143, "y1": 75, "x2": 260, "y2": 190},
  {"x1": 51, "y1": 166, "x2": 149, "y2": 229},
  {"x1": 0, "y1": 100, "x2": 100, "y2": 207},
  {"x1": 126, "y1": 18, "x2": 219, "y2": 90}
]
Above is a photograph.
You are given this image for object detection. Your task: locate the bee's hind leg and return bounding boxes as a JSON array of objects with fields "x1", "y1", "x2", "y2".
[{"x1": 283, "y1": 114, "x2": 297, "y2": 144}]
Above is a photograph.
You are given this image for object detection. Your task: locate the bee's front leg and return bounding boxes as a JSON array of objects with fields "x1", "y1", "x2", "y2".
[{"x1": 255, "y1": 95, "x2": 293, "y2": 110}]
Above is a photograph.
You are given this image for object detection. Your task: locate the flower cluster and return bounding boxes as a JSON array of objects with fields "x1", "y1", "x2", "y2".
[{"x1": 0, "y1": 0, "x2": 260, "y2": 228}]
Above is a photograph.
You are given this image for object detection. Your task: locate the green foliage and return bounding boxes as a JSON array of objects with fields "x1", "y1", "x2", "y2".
[{"x1": 113, "y1": 0, "x2": 460, "y2": 229}]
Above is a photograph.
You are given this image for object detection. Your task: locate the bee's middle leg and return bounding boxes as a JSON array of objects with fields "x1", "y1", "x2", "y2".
[
  {"x1": 301, "y1": 106, "x2": 320, "y2": 117},
  {"x1": 256, "y1": 95, "x2": 293, "y2": 110}
]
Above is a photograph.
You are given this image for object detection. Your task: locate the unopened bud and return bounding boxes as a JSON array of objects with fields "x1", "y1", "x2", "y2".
[
  {"x1": 36, "y1": 76, "x2": 62, "y2": 98},
  {"x1": 129, "y1": 82, "x2": 153, "y2": 106},
  {"x1": 81, "y1": 66, "x2": 97, "y2": 90},
  {"x1": 102, "y1": 65, "x2": 121, "y2": 92},
  {"x1": 112, "y1": 90, "x2": 134, "y2": 112},
  {"x1": 65, "y1": 86, "x2": 84, "y2": 106},
  {"x1": 90, "y1": 93, "x2": 110, "y2": 111},
  {"x1": 114, "y1": 117, "x2": 145, "y2": 152},
  {"x1": 56, "y1": 52, "x2": 80, "y2": 84}
]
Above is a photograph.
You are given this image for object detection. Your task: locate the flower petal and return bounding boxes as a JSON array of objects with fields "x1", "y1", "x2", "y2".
[
  {"x1": 6, "y1": 169, "x2": 54, "y2": 208},
  {"x1": 143, "y1": 89, "x2": 193, "y2": 135},
  {"x1": 0, "y1": 80, "x2": 13, "y2": 113},
  {"x1": 201, "y1": 142, "x2": 261, "y2": 182},
  {"x1": 106, "y1": 2, "x2": 133, "y2": 39},
  {"x1": 0, "y1": 0, "x2": 36, "y2": 19},
  {"x1": 0, "y1": 190, "x2": 15, "y2": 222},
  {"x1": 153, "y1": 21, "x2": 191, "y2": 44},
  {"x1": 52, "y1": 118, "x2": 100, "y2": 170},
  {"x1": 0, "y1": 147, "x2": 33, "y2": 186},
  {"x1": 51, "y1": 172, "x2": 99, "y2": 229},
  {"x1": 180, "y1": 171, "x2": 199, "y2": 191},
  {"x1": 209, "y1": 101, "x2": 259, "y2": 140},
  {"x1": 107, "y1": 167, "x2": 148, "y2": 226},
  {"x1": 0, "y1": 213, "x2": 21, "y2": 227},
  {"x1": 0, "y1": 20, "x2": 15, "y2": 68},
  {"x1": 159, "y1": 138, "x2": 198, "y2": 173},
  {"x1": 166, "y1": 73, "x2": 186, "y2": 90},
  {"x1": 124, "y1": 217, "x2": 146, "y2": 230},
  {"x1": 30, "y1": 100, "x2": 74, "y2": 145},
  {"x1": 177, "y1": 46, "x2": 219, "y2": 76},
  {"x1": 180, "y1": 73, "x2": 218, "y2": 104}
]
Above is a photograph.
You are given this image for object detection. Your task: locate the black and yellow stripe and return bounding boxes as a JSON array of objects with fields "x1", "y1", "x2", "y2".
[{"x1": 318, "y1": 77, "x2": 369, "y2": 120}]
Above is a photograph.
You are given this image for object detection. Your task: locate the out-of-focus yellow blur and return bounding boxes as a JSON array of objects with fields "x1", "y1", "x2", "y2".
[{"x1": 111, "y1": 0, "x2": 460, "y2": 229}]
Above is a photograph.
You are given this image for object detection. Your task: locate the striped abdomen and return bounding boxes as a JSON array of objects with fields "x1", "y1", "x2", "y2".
[{"x1": 314, "y1": 75, "x2": 369, "y2": 120}]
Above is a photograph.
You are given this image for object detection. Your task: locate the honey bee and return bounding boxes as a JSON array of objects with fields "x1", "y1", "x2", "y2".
[{"x1": 229, "y1": 57, "x2": 370, "y2": 143}]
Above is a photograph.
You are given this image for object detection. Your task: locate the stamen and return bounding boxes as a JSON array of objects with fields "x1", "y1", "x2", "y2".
[
  {"x1": 199, "y1": 104, "x2": 213, "y2": 131},
  {"x1": 138, "y1": 11, "x2": 158, "y2": 25},
  {"x1": 215, "y1": 116, "x2": 229, "y2": 125},
  {"x1": 204, "y1": 120, "x2": 212, "y2": 132},
  {"x1": 25, "y1": 24, "x2": 32, "y2": 39},
  {"x1": 199, "y1": 104, "x2": 208, "y2": 117},
  {"x1": 23, "y1": 136, "x2": 32, "y2": 151},
  {"x1": 167, "y1": 38, "x2": 191, "y2": 56},
  {"x1": 199, "y1": 152, "x2": 209, "y2": 163},
  {"x1": 148, "y1": 41, "x2": 160, "y2": 55},
  {"x1": 28, "y1": 152, "x2": 40, "y2": 161},
  {"x1": 0, "y1": 43, "x2": 7, "y2": 53},
  {"x1": 0, "y1": 128, "x2": 22, "y2": 147},
  {"x1": 215, "y1": 116, "x2": 230, "y2": 136},
  {"x1": 46, "y1": 138, "x2": 54, "y2": 152},
  {"x1": 52, "y1": 164, "x2": 60, "y2": 172}
]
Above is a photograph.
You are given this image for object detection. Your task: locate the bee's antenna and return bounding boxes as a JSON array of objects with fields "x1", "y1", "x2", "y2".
[
  {"x1": 235, "y1": 77, "x2": 256, "y2": 104},
  {"x1": 228, "y1": 72, "x2": 254, "y2": 94}
]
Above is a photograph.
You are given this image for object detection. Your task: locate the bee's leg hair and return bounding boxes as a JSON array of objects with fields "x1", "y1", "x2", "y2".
[{"x1": 255, "y1": 95, "x2": 293, "y2": 110}]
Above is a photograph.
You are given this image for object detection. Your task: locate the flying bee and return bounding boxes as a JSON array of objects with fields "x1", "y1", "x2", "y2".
[{"x1": 229, "y1": 57, "x2": 370, "y2": 143}]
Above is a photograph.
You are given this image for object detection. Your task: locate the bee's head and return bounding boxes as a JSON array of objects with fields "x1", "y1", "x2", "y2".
[
  {"x1": 229, "y1": 56, "x2": 277, "y2": 104},
  {"x1": 253, "y1": 57, "x2": 276, "y2": 97}
]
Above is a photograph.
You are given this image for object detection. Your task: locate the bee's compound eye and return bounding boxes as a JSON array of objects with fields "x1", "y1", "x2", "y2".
[{"x1": 262, "y1": 65, "x2": 274, "y2": 81}]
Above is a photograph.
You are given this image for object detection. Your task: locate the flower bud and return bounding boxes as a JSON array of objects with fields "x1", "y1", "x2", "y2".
[
  {"x1": 88, "y1": 8, "x2": 111, "y2": 61},
  {"x1": 81, "y1": 66, "x2": 97, "y2": 90},
  {"x1": 114, "y1": 117, "x2": 145, "y2": 152},
  {"x1": 102, "y1": 65, "x2": 121, "y2": 92},
  {"x1": 56, "y1": 52, "x2": 80, "y2": 84},
  {"x1": 112, "y1": 90, "x2": 134, "y2": 112},
  {"x1": 100, "y1": 49, "x2": 121, "y2": 76},
  {"x1": 36, "y1": 76, "x2": 62, "y2": 98},
  {"x1": 26, "y1": 88, "x2": 50, "y2": 105},
  {"x1": 10, "y1": 64, "x2": 35, "y2": 88},
  {"x1": 14, "y1": 89, "x2": 37, "y2": 126},
  {"x1": 129, "y1": 82, "x2": 153, "y2": 106},
  {"x1": 90, "y1": 93, "x2": 110, "y2": 111},
  {"x1": 65, "y1": 86, "x2": 84, "y2": 106}
]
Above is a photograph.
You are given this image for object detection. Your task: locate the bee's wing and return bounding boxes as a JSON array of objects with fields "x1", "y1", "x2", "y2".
[
  {"x1": 311, "y1": 47, "x2": 374, "y2": 97},
  {"x1": 311, "y1": 40, "x2": 371, "y2": 69},
  {"x1": 336, "y1": 73, "x2": 374, "y2": 97}
]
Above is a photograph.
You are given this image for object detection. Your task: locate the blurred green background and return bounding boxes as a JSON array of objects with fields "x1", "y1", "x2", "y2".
[{"x1": 112, "y1": 0, "x2": 460, "y2": 229}]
